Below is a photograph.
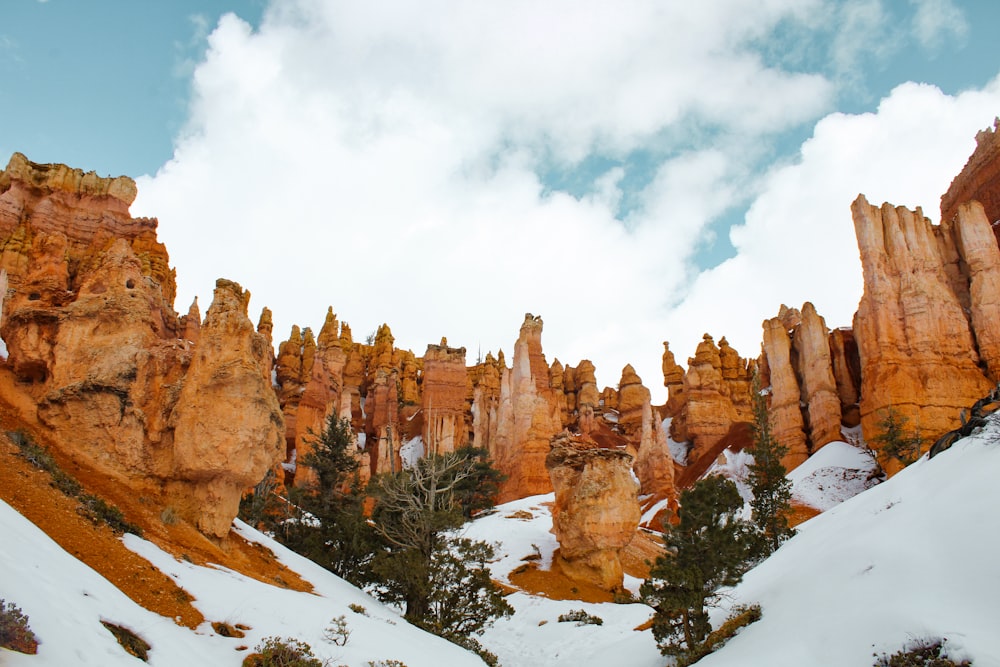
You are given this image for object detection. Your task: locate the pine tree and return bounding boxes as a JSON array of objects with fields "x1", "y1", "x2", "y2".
[
  {"x1": 871, "y1": 406, "x2": 924, "y2": 466},
  {"x1": 747, "y1": 371, "x2": 794, "y2": 559},
  {"x1": 640, "y1": 476, "x2": 755, "y2": 664},
  {"x1": 279, "y1": 414, "x2": 379, "y2": 587},
  {"x1": 369, "y1": 450, "x2": 512, "y2": 639}
]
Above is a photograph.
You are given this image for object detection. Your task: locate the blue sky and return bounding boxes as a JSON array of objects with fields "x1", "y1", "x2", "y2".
[{"x1": 3, "y1": 1, "x2": 1000, "y2": 397}]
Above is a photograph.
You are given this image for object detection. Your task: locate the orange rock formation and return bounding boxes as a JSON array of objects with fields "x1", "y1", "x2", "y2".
[
  {"x1": 0, "y1": 153, "x2": 282, "y2": 538},
  {"x1": 851, "y1": 195, "x2": 994, "y2": 462},
  {"x1": 546, "y1": 433, "x2": 639, "y2": 591}
]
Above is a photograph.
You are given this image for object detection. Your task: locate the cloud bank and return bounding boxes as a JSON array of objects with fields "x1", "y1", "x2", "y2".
[{"x1": 132, "y1": 0, "x2": 1000, "y2": 401}]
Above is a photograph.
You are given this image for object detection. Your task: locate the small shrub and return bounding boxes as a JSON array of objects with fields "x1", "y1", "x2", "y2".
[
  {"x1": 0, "y1": 599, "x2": 38, "y2": 654},
  {"x1": 101, "y1": 621, "x2": 151, "y2": 662},
  {"x1": 81, "y1": 494, "x2": 143, "y2": 536},
  {"x1": 874, "y1": 637, "x2": 971, "y2": 666},
  {"x1": 367, "y1": 661, "x2": 408, "y2": 667},
  {"x1": 243, "y1": 636, "x2": 323, "y2": 667},
  {"x1": 348, "y1": 603, "x2": 368, "y2": 615},
  {"x1": 557, "y1": 609, "x2": 604, "y2": 626},
  {"x1": 323, "y1": 615, "x2": 350, "y2": 646}
]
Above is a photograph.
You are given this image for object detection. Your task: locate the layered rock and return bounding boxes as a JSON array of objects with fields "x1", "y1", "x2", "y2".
[
  {"x1": 941, "y1": 117, "x2": 1000, "y2": 237},
  {"x1": 851, "y1": 195, "x2": 993, "y2": 460},
  {"x1": 167, "y1": 279, "x2": 285, "y2": 537},
  {"x1": 0, "y1": 155, "x2": 284, "y2": 538},
  {"x1": 421, "y1": 341, "x2": 469, "y2": 456},
  {"x1": 829, "y1": 327, "x2": 861, "y2": 427},
  {"x1": 761, "y1": 317, "x2": 809, "y2": 469},
  {"x1": 793, "y1": 303, "x2": 842, "y2": 450},
  {"x1": 546, "y1": 434, "x2": 639, "y2": 591},
  {"x1": 0, "y1": 152, "x2": 175, "y2": 306},
  {"x1": 953, "y1": 201, "x2": 1000, "y2": 380},
  {"x1": 670, "y1": 334, "x2": 751, "y2": 465},
  {"x1": 492, "y1": 314, "x2": 562, "y2": 502},
  {"x1": 616, "y1": 364, "x2": 646, "y2": 437}
]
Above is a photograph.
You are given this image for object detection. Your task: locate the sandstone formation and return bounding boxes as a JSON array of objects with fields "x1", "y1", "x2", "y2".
[
  {"x1": 616, "y1": 364, "x2": 646, "y2": 437},
  {"x1": 852, "y1": 195, "x2": 994, "y2": 463},
  {"x1": 953, "y1": 201, "x2": 1000, "y2": 380},
  {"x1": 793, "y1": 304, "x2": 842, "y2": 450},
  {"x1": 491, "y1": 314, "x2": 562, "y2": 502},
  {"x1": 546, "y1": 433, "x2": 639, "y2": 591},
  {"x1": 761, "y1": 316, "x2": 809, "y2": 469},
  {"x1": 0, "y1": 153, "x2": 283, "y2": 539},
  {"x1": 0, "y1": 158, "x2": 284, "y2": 538},
  {"x1": 669, "y1": 334, "x2": 752, "y2": 465},
  {"x1": 421, "y1": 341, "x2": 469, "y2": 456},
  {"x1": 941, "y1": 117, "x2": 1000, "y2": 237}
]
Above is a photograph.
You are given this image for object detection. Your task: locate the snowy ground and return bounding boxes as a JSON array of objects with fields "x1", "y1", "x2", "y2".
[
  {"x1": 0, "y1": 507, "x2": 484, "y2": 666},
  {"x1": 4, "y1": 420, "x2": 998, "y2": 666},
  {"x1": 460, "y1": 496, "x2": 663, "y2": 667},
  {"x1": 699, "y1": 419, "x2": 1000, "y2": 665}
]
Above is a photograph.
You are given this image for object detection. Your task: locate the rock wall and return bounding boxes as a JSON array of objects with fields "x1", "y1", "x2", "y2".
[
  {"x1": 421, "y1": 341, "x2": 469, "y2": 456},
  {"x1": 851, "y1": 195, "x2": 993, "y2": 463},
  {"x1": 941, "y1": 118, "x2": 1000, "y2": 238},
  {"x1": 0, "y1": 153, "x2": 283, "y2": 539},
  {"x1": 546, "y1": 434, "x2": 639, "y2": 591}
]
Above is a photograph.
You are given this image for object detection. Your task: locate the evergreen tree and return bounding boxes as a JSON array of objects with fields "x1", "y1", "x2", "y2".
[
  {"x1": 747, "y1": 372, "x2": 794, "y2": 559},
  {"x1": 278, "y1": 414, "x2": 379, "y2": 587},
  {"x1": 640, "y1": 476, "x2": 755, "y2": 664},
  {"x1": 871, "y1": 406, "x2": 924, "y2": 466},
  {"x1": 369, "y1": 450, "x2": 512, "y2": 640},
  {"x1": 450, "y1": 446, "x2": 507, "y2": 518}
]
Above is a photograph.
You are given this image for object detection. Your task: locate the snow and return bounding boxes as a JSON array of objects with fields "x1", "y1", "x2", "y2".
[
  {"x1": 399, "y1": 435, "x2": 425, "y2": 469},
  {"x1": 663, "y1": 417, "x2": 689, "y2": 465},
  {"x1": 0, "y1": 507, "x2": 484, "y2": 666},
  {"x1": 5, "y1": 417, "x2": 1000, "y2": 665},
  {"x1": 461, "y1": 495, "x2": 663, "y2": 667},
  {"x1": 698, "y1": 420, "x2": 1000, "y2": 665},
  {"x1": 787, "y1": 439, "x2": 879, "y2": 510}
]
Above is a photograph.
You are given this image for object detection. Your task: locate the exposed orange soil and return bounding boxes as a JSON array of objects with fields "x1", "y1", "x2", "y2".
[
  {"x1": 789, "y1": 501, "x2": 822, "y2": 527},
  {"x1": 0, "y1": 397, "x2": 313, "y2": 631},
  {"x1": 508, "y1": 530, "x2": 665, "y2": 603}
]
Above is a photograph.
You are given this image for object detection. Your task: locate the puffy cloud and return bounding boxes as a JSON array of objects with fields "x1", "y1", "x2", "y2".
[
  {"x1": 132, "y1": 0, "x2": 997, "y2": 403},
  {"x1": 662, "y1": 77, "x2": 1000, "y2": 372}
]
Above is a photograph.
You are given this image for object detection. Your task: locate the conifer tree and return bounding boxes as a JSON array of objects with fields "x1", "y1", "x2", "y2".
[
  {"x1": 747, "y1": 371, "x2": 794, "y2": 559},
  {"x1": 640, "y1": 476, "x2": 755, "y2": 663},
  {"x1": 871, "y1": 406, "x2": 924, "y2": 466}
]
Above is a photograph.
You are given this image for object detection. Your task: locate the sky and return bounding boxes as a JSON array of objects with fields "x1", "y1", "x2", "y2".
[{"x1": 3, "y1": 1, "x2": 1000, "y2": 401}]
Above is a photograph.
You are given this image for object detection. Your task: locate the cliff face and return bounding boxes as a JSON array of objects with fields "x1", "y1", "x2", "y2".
[
  {"x1": 546, "y1": 433, "x2": 639, "y2": 591},
  {"x1": 0, "y1": 154, "x2": 283, "y2": 538},
  {"x1": 851, "y1": 195, "x2": 994, "y2": 465},
  {"x1": 421, "y1": 341, "x2": 469, "y2": 457}
]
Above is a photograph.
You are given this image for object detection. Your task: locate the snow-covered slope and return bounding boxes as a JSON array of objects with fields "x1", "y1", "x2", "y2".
[
  {"x1": 4, "y1": 420, "x2": 997, "y2": 666},
  {"x1": 0, "y1": 504, "x2": 485, "y2": 666},
  {"x1": 699, "y1": 421, "x2": 1000, "y2": 665}
]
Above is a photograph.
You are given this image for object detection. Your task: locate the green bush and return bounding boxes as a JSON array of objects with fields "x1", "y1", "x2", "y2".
[
  {"x1": 557, "y1": 609, "x2": 604, "y2": 626},
  {"x1": 874, "y1": 637, "x2": 971, "y2": 666},
  {"x1": 0, "y1": 599, "x2": 38, "y2": 654},
  {"x1": 243, "y1": 636, "x2": 323, "y2": 667}
]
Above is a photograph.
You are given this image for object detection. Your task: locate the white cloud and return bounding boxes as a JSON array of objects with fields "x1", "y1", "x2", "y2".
[
  {"x1": 910, "y1": 0, "x2": 969, "y2": 51},
  {"x1": 131, "y1": 0, "x2": 997, "y2": 403},
  {"x1": 662, "y1": 76, "x2": 1000, "y2": 369}
]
